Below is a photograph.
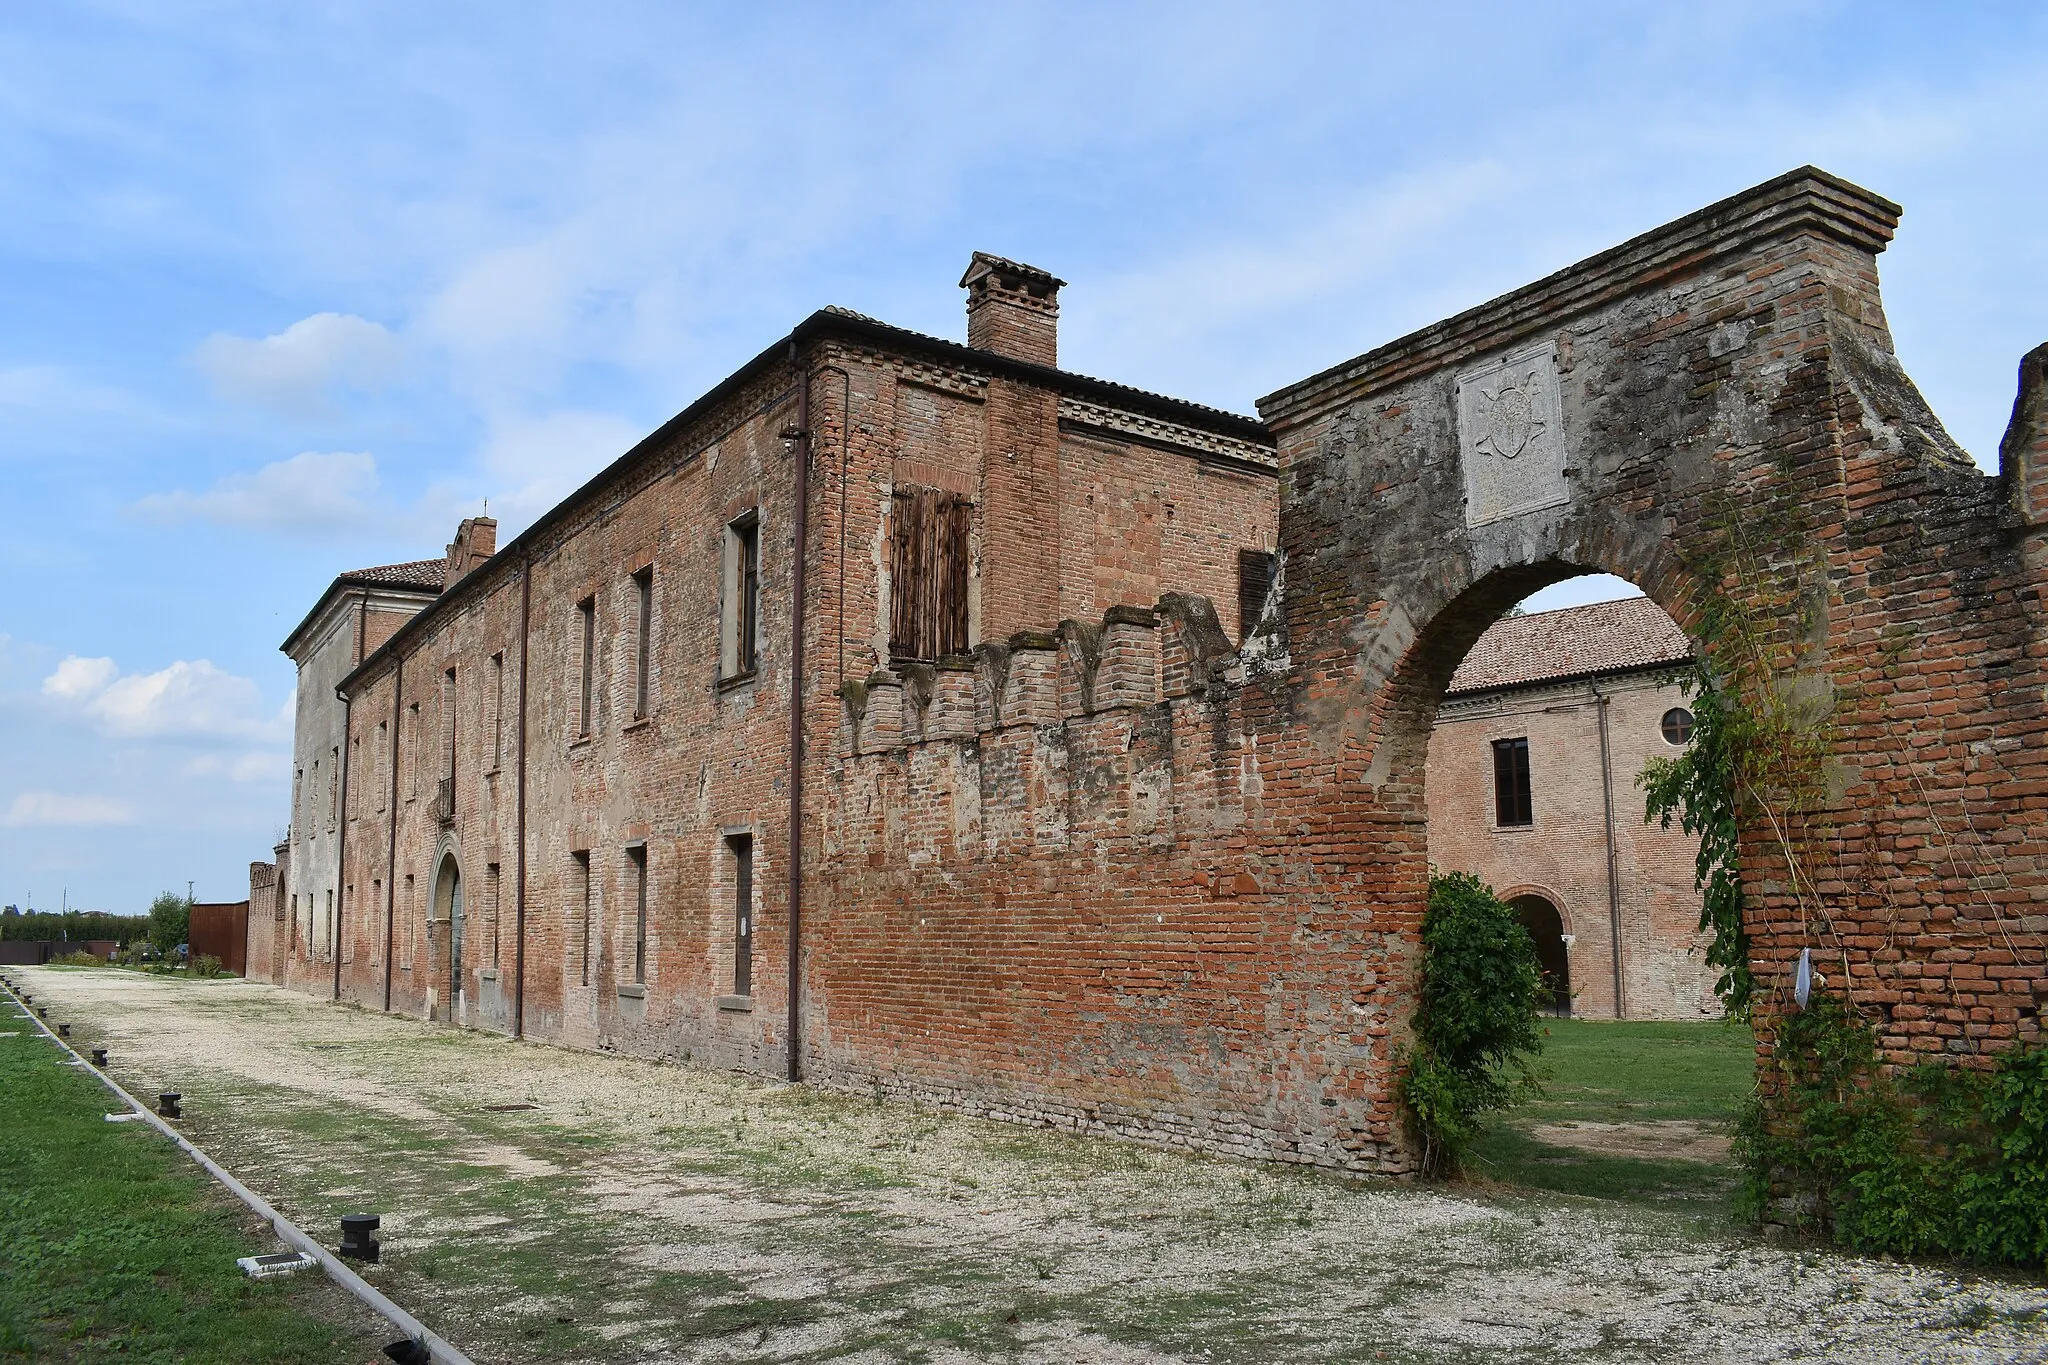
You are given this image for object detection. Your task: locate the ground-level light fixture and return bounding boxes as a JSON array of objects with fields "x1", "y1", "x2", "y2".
[
  {"x1": 91, "y1": 1047, "x2": 108, "y2": 1066},
  {"x1": 157, "y1": 1092, "x2": 182, "y2": 1119},
  {"x1": 339, "y1": 1213, "x2": 381, "y2": 1263}
]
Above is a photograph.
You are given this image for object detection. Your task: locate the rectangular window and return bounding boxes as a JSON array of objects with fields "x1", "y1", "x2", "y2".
[
  {"x1": 375, "y1": 723, "x2": 388, "y2": 811},
  {"x1": 486, "y1": 863, "x2": 501, "y2": 968},
  {"x1": 406, "y1": 703, "x2": 421, "y2": 798},
  {"x1": 328, "y1": 748, "x2": 339, "y2": 826},
  {"x1": 489, "y1": 652, "x2": 505, "y2": 769},
  {"x1": 1237, "y1": 548, "x2": 1277, "y2": 644},
  {"x1": 729, "y1": 833, "x2": 752, "y2": 998},
  {"x1": 401, "y1": 875, "x2": 415, "y2": 968},
  {"x1": 349, "y1": 737, "x2": 361, "y2": 818},
  {"x1": 1492, "y1": 737, "x2": 1533, "y2": 827},
  {"x1": 324, "y1": 889, "x2": 334, "y2": 962},
  {"x1": 628, "y1": 844, "x2": 649, "y2": 985},
  {"x1": 577, "y1": 596, "x2": 597, "y2": 735},
  {"x1": 342, "y1": 885, "x2": 353, "y2": 963},
  {"x1": 890, "y1": 487, "x2": 972, "y2": 662},
  {"x1": 370, "y1": 880, "x2": 381, "y2": 956},
  {"x1": 632, "y1": 567, "x2": 654, "y2": 719},
  {"x1": 572, "y1": 850, "x2": 592, "y2": 986},
  {"x1": 721, "y1": 512, "x2": 759, "y2": 679}
]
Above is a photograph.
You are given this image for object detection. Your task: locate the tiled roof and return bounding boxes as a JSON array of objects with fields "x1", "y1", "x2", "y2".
[
  {"x1": 1445, "y1": 596, "x2": 1692, "y2": 696},
  {"x1": 341, "y1": 558, "x2": 446, "y2": 591}
]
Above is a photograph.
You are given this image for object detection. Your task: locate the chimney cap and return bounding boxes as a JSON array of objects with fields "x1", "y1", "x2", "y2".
[{"x1": 959, "y1": 252, "x2": 1065, "y2": 295}]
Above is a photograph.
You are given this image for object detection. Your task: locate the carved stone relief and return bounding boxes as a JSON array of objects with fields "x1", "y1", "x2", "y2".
[{"x1": 1455, "y1": 339, "x2": 1568, "y2": 528}]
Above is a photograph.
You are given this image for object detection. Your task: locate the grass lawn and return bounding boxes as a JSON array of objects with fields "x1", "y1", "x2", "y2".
[
  {"x1": 0, "y1": 1004, "x2": 383, "y2": 1363},
  {"x1": 1464, "y1": 1017, "x2": 1755, "y2": 1211}
]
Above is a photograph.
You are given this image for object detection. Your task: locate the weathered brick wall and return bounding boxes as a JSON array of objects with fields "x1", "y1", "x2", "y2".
[
  {"x1": 338, "y1": 362, "x2": 805, "y2": 1078},
  {"x1": 809, "y1": 168, "x2": 2045, "y2": 1173},
  {"x1": 1259, "y1": 168, "x2": 2047, "y2": 1093},
  {"x1": 1426, "y1": 670, "x2": 1716, "y2": 1020},
  {"x1": 320, "y1": 169, "x2": 2041, "y2": 1179}
]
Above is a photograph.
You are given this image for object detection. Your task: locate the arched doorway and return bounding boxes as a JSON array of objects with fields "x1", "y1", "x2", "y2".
[
  {"x1": 432, "y1": 853, "x2": 463, "y2": 1024},
  {"x1": 1510, "y1": 894, "x2": 1571, "y2": 1017}
]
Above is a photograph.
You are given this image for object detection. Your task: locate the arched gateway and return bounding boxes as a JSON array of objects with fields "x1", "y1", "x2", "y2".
[{"x1": 1242, "y1": 167, "x2": 2048, "y2": 1167}]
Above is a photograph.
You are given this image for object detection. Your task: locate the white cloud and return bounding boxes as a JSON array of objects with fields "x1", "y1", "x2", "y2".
[
  {"x1": 42, "y1": 655, "x2": 286, "y2": 743},
  {"x1": 192, "y1": 312, "x2": 402, "y2": 413},
  {"x1": 4, "y1": 792, "x2": 135, "y2": 828},
  {"x1": 132, "y1": 450, "x2": 381, "y2": 532}
]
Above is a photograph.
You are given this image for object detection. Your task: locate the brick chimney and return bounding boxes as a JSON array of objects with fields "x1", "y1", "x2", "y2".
[
  {"x1": 961, "y1": 253, "x2": 1064, "y2": 368},
  {"x1": 443, "y1": 516, "x2": 498, "y2": 590}
]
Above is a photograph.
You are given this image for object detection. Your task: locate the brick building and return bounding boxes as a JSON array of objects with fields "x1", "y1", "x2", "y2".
[
  {"x1": 1426, "y1": 597, "x2": 1717, "y2": 1020},
  {"x1": 250, "y1": 169, "x2": 2048, "y2": 1176},
  {"x1": 277, "y1": 251, "x2": 1278, "y2": 1063},
  {"x1": 248, "y1": 551, "x2": 451, "y2": 990}
]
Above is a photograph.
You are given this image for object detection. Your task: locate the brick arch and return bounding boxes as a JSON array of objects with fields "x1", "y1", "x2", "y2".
[
  {"x1": 1252, "y1": 167, "x2": 2048, "y2": 1170},
  {"x1": 1496, "y1": 883, "x2": 1580, "y2": 943}
]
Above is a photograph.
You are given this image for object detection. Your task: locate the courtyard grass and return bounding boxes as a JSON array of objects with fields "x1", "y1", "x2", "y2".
[
  {"x1": 0, "y1": 1004, "x2": 382, "y2": 1363},
  {"x1": 1465, "y1": 1017, "x2": 1754, "y2": 1209}
]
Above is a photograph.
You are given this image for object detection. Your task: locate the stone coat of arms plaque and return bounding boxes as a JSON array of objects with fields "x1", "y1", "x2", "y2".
[{"x1": 1455, "y1": 339, "x2": 1569, "y2": 528}]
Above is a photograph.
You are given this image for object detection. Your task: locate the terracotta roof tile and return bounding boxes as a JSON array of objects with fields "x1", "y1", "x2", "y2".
[
  {"x1": 340, "y1": 558, "x2": 446, "y2": 591},
  {"x1": 1445, "y1": 596, "x2": 1691, "y2": 696}
]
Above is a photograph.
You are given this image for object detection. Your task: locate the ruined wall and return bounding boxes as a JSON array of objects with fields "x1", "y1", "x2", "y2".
[
  {"x1": 245, "y1": 858, "x2": 281, "y2": 984},
  {"x1": 809, "y1": 169, "x2": 2047, "y2": 1174},
  {"x1": 1259, "y1": 168, "x2": 2048, "y2": 1087},
  {"x1": 1426, "y1": 669, "x2": 1716, "y2": 1020},
  {"x1": 810, "y1": 595, "x2": 1393, "y2": 1164}
]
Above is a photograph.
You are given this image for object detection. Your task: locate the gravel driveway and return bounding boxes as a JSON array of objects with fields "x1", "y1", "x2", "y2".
[{"x1": 16, "y1": 965, "x2": 2048, "y2": 1364}]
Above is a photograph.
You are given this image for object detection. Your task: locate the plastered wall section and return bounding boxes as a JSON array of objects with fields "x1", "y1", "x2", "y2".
[{"x1": 1426, "y1": 670, "x2": 1717, "y2": 1020}]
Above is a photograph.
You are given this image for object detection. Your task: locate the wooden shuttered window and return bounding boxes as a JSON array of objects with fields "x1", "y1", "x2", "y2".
[
  {"x1": 890, "y1": 486, "x2": 972, "y2": 663},
  {"x1": 1237, "y1": 548, "x2": 1276, "y2": 643}
]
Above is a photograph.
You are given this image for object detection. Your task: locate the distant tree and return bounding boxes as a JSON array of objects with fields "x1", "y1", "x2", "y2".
[{"x1": 148, "y1": 891, "x2": 192, "y2": 957}]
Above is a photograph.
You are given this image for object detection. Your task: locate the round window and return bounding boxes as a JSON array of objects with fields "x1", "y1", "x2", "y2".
[{"x1": 1661, "y1": 707, "x2": 1695, "y2": 745}]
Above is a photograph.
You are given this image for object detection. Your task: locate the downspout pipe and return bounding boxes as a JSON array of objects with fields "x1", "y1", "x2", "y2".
[
  {"x1": 786, "y1": 343, "x2": 811, "y2": 1083},
  {"x1": 335, "y1": 596, "x2": 365, "y2": 1001},
  {"x1": 515, "y1": 560, "x2": 531, "y2": 1039},
  {"x1": 385, "y1": 656, "x2": 403, "y2": 1014},
  {"x1": 333, "y1": 694, "x2": 350, "y2": 1001},
  {"x1": 1594, "y1": 681, "x2": 1625, "y2": 1019}
]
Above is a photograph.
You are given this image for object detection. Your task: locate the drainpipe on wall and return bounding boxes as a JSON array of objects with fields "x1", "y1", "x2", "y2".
[
  {"x1": 785, "y1": 343, "x2": 811, "y2": 1084},
  {"x1": 514, "y1": 560, "x2": 531, "y2": 1040},
  {"x1": 1593, "y1": 682, "x2": 1625, "y2": 1019},
  {"x1": 332, "y1": 694, "x2": 350, "y2": 1002},
  {"x1": 335, "y1": 596, "x2": 366, "y2": 1000},
  {"x1": 384, "y1": 655, "x2": 403, "y2": 1014}
]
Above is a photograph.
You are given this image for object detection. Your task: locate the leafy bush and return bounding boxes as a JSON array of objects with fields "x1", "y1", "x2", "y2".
[
  {"x1": 49, "y1": 951, "x2": 102, "y2": 967},
  {"x1": 1397, "y1": 870, "x2": 1545, "y2": 1177},
  {"x1": 146, "y1": 892, "x2": 191, "y2": 959},
  {"x1": 1745, "y1": 990, "x2": 2048, "y2": 1268},
  {"x1": 189, "y1": 955, "x2": 224, "y2": 979}
]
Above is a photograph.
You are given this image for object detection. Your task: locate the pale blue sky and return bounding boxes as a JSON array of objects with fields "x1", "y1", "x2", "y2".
[{"x1": 4, "y1": 2, "x2": 2044, "y2": 911}]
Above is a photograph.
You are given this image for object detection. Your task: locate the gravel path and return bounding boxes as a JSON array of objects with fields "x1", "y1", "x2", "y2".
[{"x1": 16, "y1": 966, "x2": 2048, "y2": 1365}]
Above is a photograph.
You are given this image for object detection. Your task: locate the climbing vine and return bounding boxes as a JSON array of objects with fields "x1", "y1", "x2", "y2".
[{"x1": 1741, "y1": 990, "x2": 2048, "y2": 1268}]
